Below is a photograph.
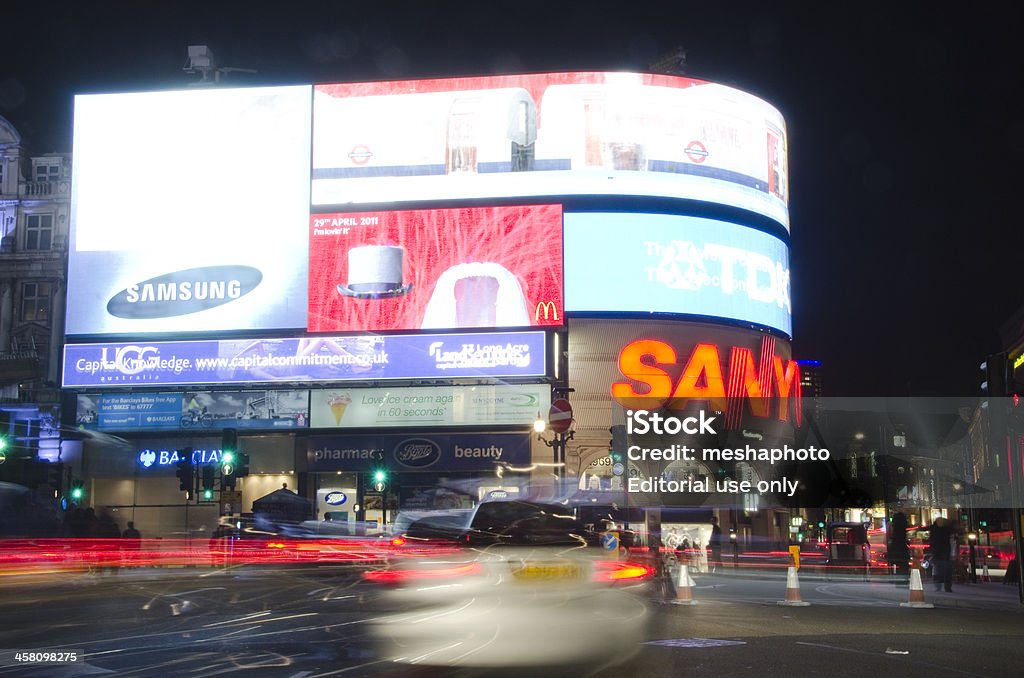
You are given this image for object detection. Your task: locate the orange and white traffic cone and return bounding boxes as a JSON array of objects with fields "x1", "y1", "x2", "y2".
[
  {"x1": 777, "y1": 566, "x2": 810, "y2": 606},
  {"x1": 670, "y1": 564, "x2": 697, "y2": 605},
  {"x1": 899, "y1": 568, "x2": 935, "y2": 608}
]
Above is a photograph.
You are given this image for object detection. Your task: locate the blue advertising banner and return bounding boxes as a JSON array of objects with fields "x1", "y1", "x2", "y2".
[
  {"x1": 307, "y1": 433, "x2": 531, "y2": 473},
  {"x1": 89, "y1": 392, "x2": 183, "y2": 430},
  {"x1": 63, "y1": 331, "x2": 546, "y2": 388},
  {"x1": 77, "y1": 390, "x2": 310, "y2": 432},
  {"x1": 564, "y1": 212, "x2": 792, "y2": 336}
]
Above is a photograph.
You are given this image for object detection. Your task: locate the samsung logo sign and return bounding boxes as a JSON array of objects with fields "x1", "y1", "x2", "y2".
[
  {"x1": 394, "y1": 438, "x2": 441, "y2": 469},
  {"x1": 107, "y1": 266, "x2": 263, "y2": 319}
]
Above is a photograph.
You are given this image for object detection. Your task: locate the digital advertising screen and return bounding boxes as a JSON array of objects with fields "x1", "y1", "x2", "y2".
[
  {"x1": 313, "y1": 72, "x2": 789, "y2": 229},
  {"x1": 76, "y1": 389, "x2": 310, "y2": 432},
  {"x1": 66, "y1": 85, "x2": 313, "y2": 336},
  {"x1": 62, "y1": 331, "x2": 547, "y2": 388},
  {"x1": 309, "y1": 384, "x2": 550, "y2": 429},
  {"x1": 564, "y1": 212, "x2": 791, "y2": 335},
  {"x1": 308, "y1": 205, "x2": 564, "y2": 332}
]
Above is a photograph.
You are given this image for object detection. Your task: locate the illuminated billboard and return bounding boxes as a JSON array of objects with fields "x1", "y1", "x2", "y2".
[
  {"x1": 308, "y1": 205, "x2": 563, "y2": 332},
  {"x1": 313, "y1": 73, "x2": 789, "y2": 229},
  {"x1": 309, "y1": 384, "x2": 550, "y2": 429},
  {"x1": 67, "y1": 85, "x2": 313, "y2": 336},
  {"x1": 76, "y1": 389, "x2": 310, "y2": 432},
  {"x1": 564, "y1": 213, "x2": 791, "y2": 335},
  {"x1": 62, "y1": 331, "x2": 547, "y2": 388}
]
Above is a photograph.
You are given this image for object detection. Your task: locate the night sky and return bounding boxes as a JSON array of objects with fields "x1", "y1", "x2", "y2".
[{"x1": 3, "y1": 2, "x2": 1021, "y2": 397}]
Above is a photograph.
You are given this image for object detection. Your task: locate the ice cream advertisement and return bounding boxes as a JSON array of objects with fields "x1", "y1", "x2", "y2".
[
  {"x1": 307, "y1": 205, "x2": 564, "y2": 332},
  {"x1": 310, "y1": 384, "x2": 551, "y2": 429}
]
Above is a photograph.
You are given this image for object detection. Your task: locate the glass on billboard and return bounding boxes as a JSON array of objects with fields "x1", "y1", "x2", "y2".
[
  {"x1": 76, "y1": 389, "x2": 310, "y2": 432},
  {"x1": 564, "y1": 213, "x2": 791, "y2": 336},
  {"x1": 62, "y1": 331, "x2": 547, "y2": 388},
  {"x1": 66, "y1": 85, "x2": 313, "y2": 336},
  {"x1": 309, "y1": 384, "x2": 550, "y2": 429},
  {"x1": 312, "y1": 72, "x2": 789, "y2": 229},
  {"x1": 308, "y1": 205, "x2": 563, "y2": 332}
]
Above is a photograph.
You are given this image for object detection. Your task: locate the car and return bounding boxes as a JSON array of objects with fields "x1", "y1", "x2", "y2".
[{"x1": 363, "y1": 499, "x2": 656, "y2": 669}]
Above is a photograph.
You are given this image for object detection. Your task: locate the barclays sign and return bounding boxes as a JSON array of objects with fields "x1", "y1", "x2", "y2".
[{"x1": 138, "y1": 448, "x2": 223, "y2": 468}]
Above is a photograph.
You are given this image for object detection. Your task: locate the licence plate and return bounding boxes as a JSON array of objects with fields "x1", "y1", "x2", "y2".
[{"x1": 509, "y1": 561, "x2": 586, "y2": 582}]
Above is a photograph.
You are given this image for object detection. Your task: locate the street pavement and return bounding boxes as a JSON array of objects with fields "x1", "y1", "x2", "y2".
[{"x1": 0, "y1": 565, "x2": 1021, "y2": 677}]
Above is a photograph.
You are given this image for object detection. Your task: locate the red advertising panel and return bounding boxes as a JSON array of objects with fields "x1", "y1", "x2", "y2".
[{"x1": 308, "y1": 205, "x2": 563, "y2": 332}]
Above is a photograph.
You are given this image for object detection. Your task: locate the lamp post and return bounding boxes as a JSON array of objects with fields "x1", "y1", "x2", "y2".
[
  {"x1": 534, "y1": 415, "x2": 573, "y2": 480},
  {"x1": 968, "y1": 531, "x2": 978, "y2": 584},
  {"x1": 730, "y1": 528, "x2": 738, "y2": 568}
]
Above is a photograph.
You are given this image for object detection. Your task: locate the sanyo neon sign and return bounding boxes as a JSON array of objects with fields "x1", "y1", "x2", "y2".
[
  {"x1": 612, "y1": 336, "x2": 802, "y2": 427},
  {"x1": 138, "y1": 448, "x2": 224, "y2": 468}
]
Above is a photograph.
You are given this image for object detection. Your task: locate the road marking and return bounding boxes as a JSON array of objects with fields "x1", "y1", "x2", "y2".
[{"x1": 646, "y1": 638, "x2": 746, "y2": 648}]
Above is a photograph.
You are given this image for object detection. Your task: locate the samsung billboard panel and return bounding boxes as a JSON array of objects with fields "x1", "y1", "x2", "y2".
[
  {"x1": 313, "y1": 73, "x2": 789, "y2": 229},
  {"x1": 564, "y1": 213, "x2": 791, "y2": 336},
  {"x1": 309, "y1": 205, "x2": 563, "y2": 333},
  {"x1": 67, "y1": 85, "x2": 313, "y2": 336}
]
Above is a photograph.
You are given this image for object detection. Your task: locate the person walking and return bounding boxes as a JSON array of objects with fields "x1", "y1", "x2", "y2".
[
  {"x1": 709, "y1": 516, "x2": 723, "y2": 573},
  {"x1": 929, "y1": 516, "x2": 955, "y2": 593}
]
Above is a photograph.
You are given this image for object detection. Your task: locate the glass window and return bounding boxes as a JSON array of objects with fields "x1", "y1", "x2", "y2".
[
  {"x1": 34, "y1": 162, "x2": 60, "y2": 182},
  {"x1": 21, "y1": 282, "x2": 51, "y2": 322},
  {"x1": 24, "y1": 214, "x2": 52, "y2": 250}
]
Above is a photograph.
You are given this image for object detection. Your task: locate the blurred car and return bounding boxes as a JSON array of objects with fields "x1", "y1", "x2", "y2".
[
  {"x1": 389, "y1": 508, "x2": 473, "y2": 537},
  {"x1": 364, "y1": 500, "x2": 654, "y2": 669}
]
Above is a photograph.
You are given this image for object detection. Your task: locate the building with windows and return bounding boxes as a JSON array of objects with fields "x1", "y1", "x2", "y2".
[
  {"x1": 0, "y1": 116, "x2": 69, "y2": 396},
  {"x1": 0, "y1": 115, "x2": 69, "y2": 472}
]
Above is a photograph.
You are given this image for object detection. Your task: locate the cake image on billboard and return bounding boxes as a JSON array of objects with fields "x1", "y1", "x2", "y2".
[
  {"x1": 421, "y1": 262, "x2": 530, "y2": 328},
  {"x1": 326, "y1": 393, "x2": 352, "y2": 425},
  {"x1": 337, "y1": 245, "x2": 413, "y2": 299}
]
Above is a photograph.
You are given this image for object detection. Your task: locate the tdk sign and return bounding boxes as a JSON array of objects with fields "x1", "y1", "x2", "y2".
[{"x1": 107, "y1": 266, "x2": 263, "y2": 319}]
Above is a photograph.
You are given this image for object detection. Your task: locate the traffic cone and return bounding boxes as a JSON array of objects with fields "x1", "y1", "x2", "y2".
[
  {"x1": 899, "y1": 568, "x2": 935, "y2": 608},
  {"x1": 777, "y1": 566, "x2": 810, "y2": 606},
  {"x1": 670, "y1": 564, "x2": 697, "y2": 605}
]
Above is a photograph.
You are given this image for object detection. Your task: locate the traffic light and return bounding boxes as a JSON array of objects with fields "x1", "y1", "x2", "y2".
[
  {"x1": 372, "y1": 468, "x2": 388, "y2": 492},
  {"x1": 608, "y1": 425, "x2": 626, "y2": 462},
  {"x1": 176, "y1": 452, "x2": 194, "y2": 494},
  {"x1": 0, "y1": 410, "x2": 9, "y2": 456},
  {"x1": 221, "y1": 428, "x2": 238, "y2": 489},
  {"x1": 221, "y1": 452, "x2": 237, "y2": 490},
  {"x1": 236, "y1": 453, "x2": 250, "y2": 478},
  {"x1": 221, "y1": 428, "x2": 237, "y2": 456},
  {"x1": 817, "y1": 521, "x2": 826, "y2": 529},
  {"x1": 980, "y1": 354, "x2": 1008, "y2": 398},
  {"x1": 201, "y1": 464, "x2": 215, "y2": 500},
  {"x1": 70, "y1": 480, "x2": 85, "y2": 502}
]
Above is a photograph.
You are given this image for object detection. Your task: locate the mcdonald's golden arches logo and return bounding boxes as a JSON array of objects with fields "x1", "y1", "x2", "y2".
[{"x1": 535, "y1": 300, "x2": 559, "y2": 322}]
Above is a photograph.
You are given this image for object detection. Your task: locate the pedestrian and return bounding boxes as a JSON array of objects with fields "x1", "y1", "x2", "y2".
[
  {"x1": 122, "y1": 521, "x2": 141, "y2": 547},
  {"x1": 928, "y1": 516, "x2": 955, "y2": 593},
  {"x1": 709, "y1": 516, "x2": 723, "y2": 573}
]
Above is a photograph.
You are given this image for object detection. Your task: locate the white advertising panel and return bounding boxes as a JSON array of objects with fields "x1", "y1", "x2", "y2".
[
  {"x1": 564, "y1": 212, "x2": 791, "y2": 335},
  {"x1": 67, "y1": 85, "x2": 313, "y2": 336},
  {"x1": 310, "y1": 384, "x2": 551, "y2": 429},
  {"x1": 313, "y1": 73, "x2": 789, "y2": 229}
]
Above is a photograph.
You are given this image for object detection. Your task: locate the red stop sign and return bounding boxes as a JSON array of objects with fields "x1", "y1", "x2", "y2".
[{"x1": 548, "y1": 398, "x2": 573, "y2": 434}]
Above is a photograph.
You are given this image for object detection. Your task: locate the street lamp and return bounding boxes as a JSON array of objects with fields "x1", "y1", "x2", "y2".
[{"x1": 534, "y1": 414, "x2": 573, "y2": 480}]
